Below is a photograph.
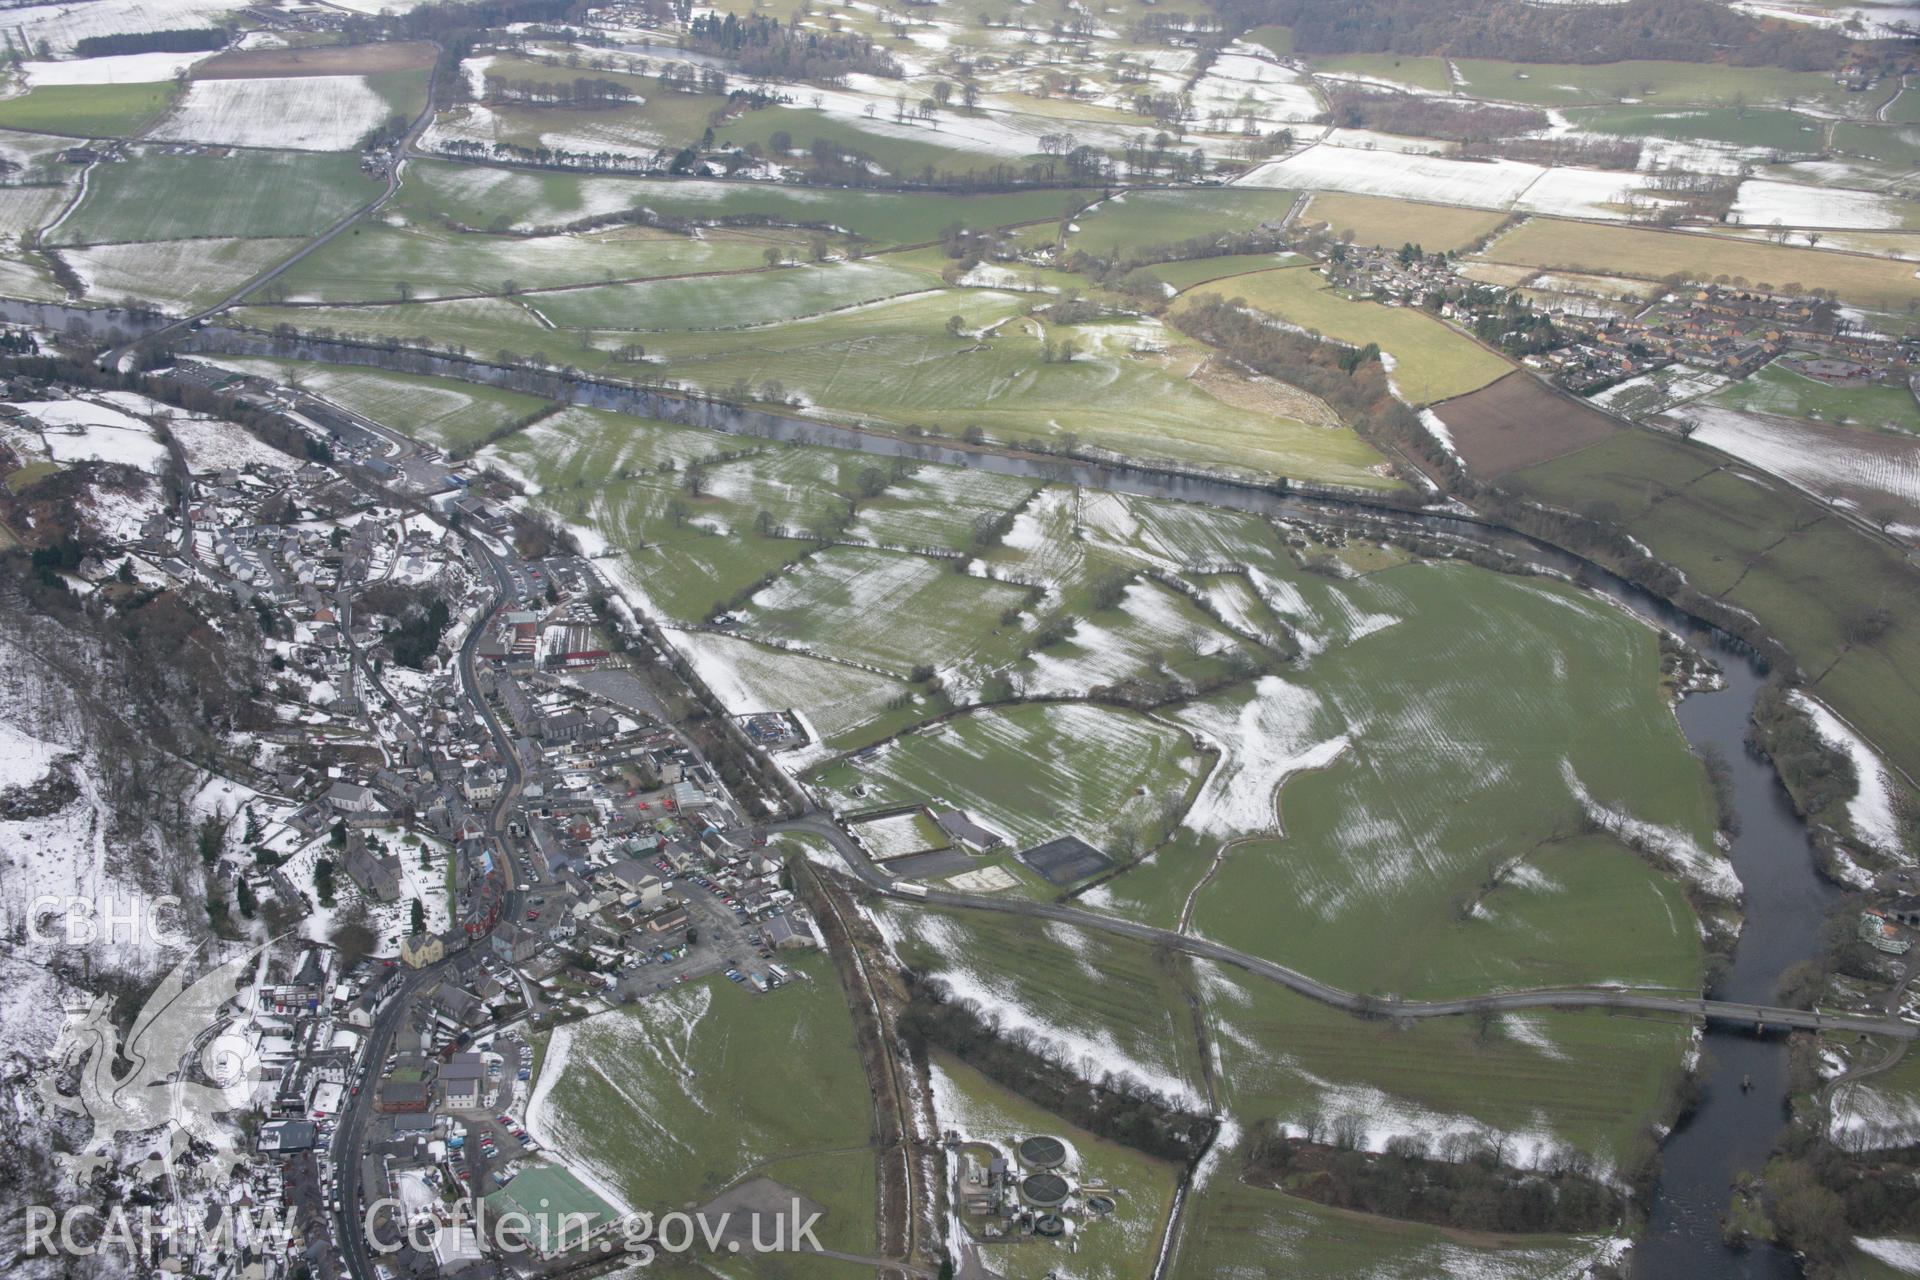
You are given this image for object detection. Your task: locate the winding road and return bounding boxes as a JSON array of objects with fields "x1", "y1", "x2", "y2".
[
  {"x1": 777, "y1": 814, "x2": 1920, "y2": 1042},
  {"x1": 104, "y1": 54, "x2": 444, "y2": 369}
]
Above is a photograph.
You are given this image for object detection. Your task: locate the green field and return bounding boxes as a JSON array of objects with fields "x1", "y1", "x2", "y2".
[
  {"x1": 240, "y1": 217, "x2": 1393, "y2": 485},
  {"x1": 459, "y1": 89, "x2": 726, "y2": 159},
  {"x1": 1477, "y1": 218, "x2": 1920, "y2": 313},
  {"x1": 1185, "y1": 265, "x2": 1513, "y2": 405},
  {"x1": 878, "y1": 906, "x2": 1211, "y2": 1098},
  {"x1": 69, "y1": 237, "x2": 303, "y2": 312},
  {"x1": 1179, "y1": 1179, "x2": 1633, "y2": 1279},
  {"x1": 718, "y1": 105, "x2": 1013, "y2": 180},
  {"x1": 1246, "y1": 24, "x2": 1295, "y2": 56},
  {"x1": 529, "y1": 953, "x2": 875, "y2": 1251},
  {"x1": 530, "y1": 258, "x2": 937, "y2": 331},
  {"x1": 1310, "y1": 53, "x2": 1454, "y2": 93},
  {"x1": 1084, "y1": 559, "x2": 1718, "y2": 998},
  {"x1": 1711, "y1": 363, "x2": 1920, "y2": 435},
  {"x1": 51, "y1": 150, "x2": 374, "y2": 246},
  {"x1": 210, "y1": 357, "x2": 553, "y2": 453},
  {"x1": 1066, "y1": 188, "x2": 1300, "y2": 260},
  {"x1": 645, "y1": 289, "x2": 1393, "y2": 485},
  {"x1": 1137, "y1": 251, "x2": 1302, "y2": 291},
  {"x1": 0, "y1": 82, "x2": 176, "y2": 137},
  {"x1": 1199, "y1": 965, "x2": 1692, "y2": 1175},
  {"x1": 1833, "y1": 121, "x2": 1920, "y2": 170},
  {"x1": 1572, "y1": 104, "x2": 1827, "y2": 151},
  {"x1": 739, "y1": 546, "x2": 1033, "y2": 677},
  {"x1": 816, "y1": 701, "x2": 1208, "y2": 855},
  {"x1": 275, "y1": 220, "x2": 800, "y2": 303},
  {"x1": 1453, "y1": 59, "x2": 1861, "y2": 112},
  {"x1": 1508, "y1": 430, "x2": 1920, "y2": 784},
  {"x1": 395, "y1": 159, "x2": 1082, "y2": 244}
]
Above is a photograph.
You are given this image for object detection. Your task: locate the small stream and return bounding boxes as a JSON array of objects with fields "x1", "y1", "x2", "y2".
[{"x1": 16, "y1": 298, "x2": 1847, "y2": 1276}]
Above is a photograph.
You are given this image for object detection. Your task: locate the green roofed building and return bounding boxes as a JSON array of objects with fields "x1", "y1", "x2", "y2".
[{"x1": 484, "y1": 1164, "x2": 620, "y2": 1257}]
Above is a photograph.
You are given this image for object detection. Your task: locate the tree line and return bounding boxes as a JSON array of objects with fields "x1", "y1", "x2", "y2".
[
  {"x1": 897, "y1": 973, "x2": 1218, "y2": 1166},
  {"x1": 1208, "y1": 0, "x2": 1854, "y2": 69},
  {"x1": 74, "y1": 27, "x2": 227, "y2": 57},
  {"x1": 1244, "y1": 1123, "x2": 1628, "y2": 1235}
]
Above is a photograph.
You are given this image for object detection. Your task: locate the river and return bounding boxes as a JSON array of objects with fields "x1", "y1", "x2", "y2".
[
  {"x1": 1636, "y1": 644, "x2": 1839, "y2": 1278},
  {"x1": 19, "y1": 298, "x2": 1845, "y2": 1276}
]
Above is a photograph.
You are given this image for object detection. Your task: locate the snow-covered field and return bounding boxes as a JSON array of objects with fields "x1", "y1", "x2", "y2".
[
  {"x1": 67, "y1": 236, "x2": 304, "y2": 313},
  {"x1": 851, "y1": 810, "x2": 940, "y2": 859},
  {"x1": 150, "y1": 75, "x2": 392, "y2": 150},
  {"x1": 840, "y1": 702, "x2": 1204, "y2": 853},
  {"x1": 1239, "y1": 146, "x2": 1646, "y2": 220},
  {"x1": 1023, "y1": 579, "x2": 1235, "y2": 697},
  {"x1": 1682, "y1": 403, "x2": 1920, "y2": 515},
  {"x1": 741, "y1": 546, "x2": 1026, "y2": 677},
  {"x1": 0, "y1": 0, "x2": 253, "y2": 54},
  {"x1": 1831, "y1": 1073, "x2": 1920, "y2": 1152},
  {"x1": 880, "y1": 907, "x2": 1204, "y2": 1106},
  {"x1": 20, "y1": 49, "x2": 212, "y2": 85},
  {"x1": 1171, "y1": 676, "x2": 1347, "y2": 839},
  {"x1": 677, "y1": 630, "x2": 910, "y2": 749},
  {"x1": 1590, "y1": 367, "x2": 1731, "y2": 416},
  {"x1": 1186, "y1": 46, "x2": 1323, "y2": 125},
  {"x1": 1792, "y1": 692, "x2": 1906, "y2": 858},
  {"x1": 1239, "y1": 146, "x2": 1545, "y2": 208},
  {"x1": 14, "y1": 397, "x2": 170, "y2": 470},
  {"x1": 1731, "y1": 179, "x2": 1918, "y2": 230},
  {"x1": 168, "y1": 416, "x2": 304, "y2": 473},
  {"x1": 1562, "y1": 759, "x2": 1743, "y2": 903},
  {"x1": 1855, "y1": 1238, "x2": 1920, "y2": 1276},
  {"x1": 423, "y1": 102, "x2": 670, "y2": 163}
]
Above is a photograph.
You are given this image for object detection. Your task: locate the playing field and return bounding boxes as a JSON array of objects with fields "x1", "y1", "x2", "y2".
[{"x1": 1184, "y1": 265, "x2": 1513, "y2": 405}]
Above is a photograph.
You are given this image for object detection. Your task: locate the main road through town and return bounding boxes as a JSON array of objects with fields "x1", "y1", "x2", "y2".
[{"x1": 333, "y1": 520, "x2": 531, "y2": 1280}]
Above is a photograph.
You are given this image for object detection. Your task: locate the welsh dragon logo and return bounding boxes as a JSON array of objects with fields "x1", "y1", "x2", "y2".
[{"x1": 40, "y1": 935, "x2": 288, "y2": 1183}]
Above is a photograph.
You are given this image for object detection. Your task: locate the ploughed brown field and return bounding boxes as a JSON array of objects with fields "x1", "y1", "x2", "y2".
[
  {"x1": 1431, "y1": 371, "x2": 1618, "y2": 476},
  {"x1": 194, "y1": 42, "x2": 439, "y2": 79}
]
